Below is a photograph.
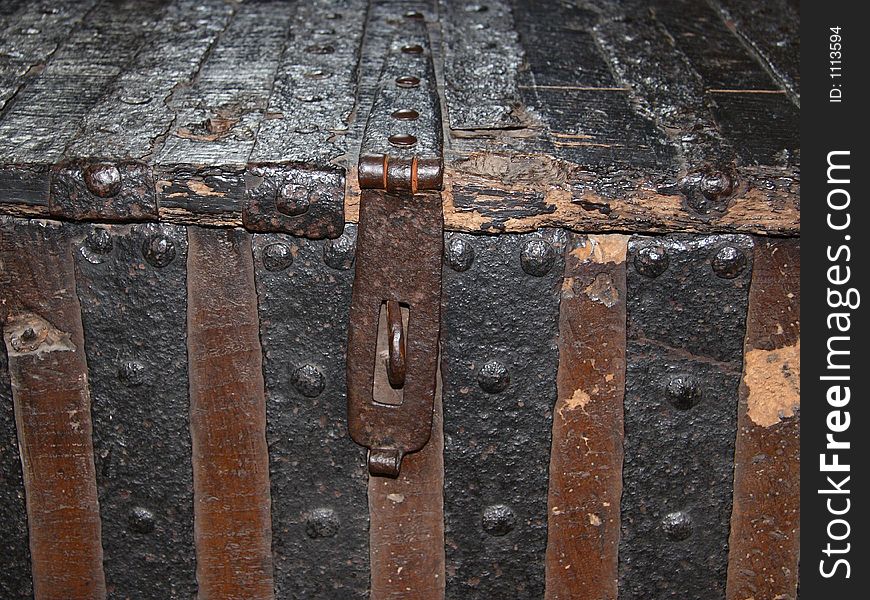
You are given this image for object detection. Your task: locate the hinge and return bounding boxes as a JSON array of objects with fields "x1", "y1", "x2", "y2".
[{"x1": 347, "y1": 6, "x2": 443, "y2": 478}]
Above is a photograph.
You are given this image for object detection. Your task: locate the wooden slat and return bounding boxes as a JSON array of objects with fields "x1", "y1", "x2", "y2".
[
  {"x1": 545, "y1": 234, "x2": 627, "y2": 600},
  {"x1": 369, "y1": 378, "x2": 445, "y2": 600},
  {"x1": 0, "y1": 218, "x2": 106, "y2": 599},
  {"x1": 726, "y1": 239, "x2": 800, "y2": 600},
  {"x1": 186, "y1": 226, "x2": 274, "y2": 600}
]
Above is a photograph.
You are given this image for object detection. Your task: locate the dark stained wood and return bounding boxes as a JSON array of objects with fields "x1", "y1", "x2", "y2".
[
  {"x1": 0, "y1": 218, "x2": 106, "y2": 599},
  {"x1": 186, "y1": 226, "x2": 275, "y2": 600},
  {"x1": 712, "y1": 0, "x2": 800, "y2": 101},
  {"x1": 545, "y1": 234, "x2": 626, "y2": 600},
  {"x1": 726, "y1": 239, "x2": 800, "y2": 600},
  {"x1": 369, "y1": 379, "x2": 445, "y2": 600}
]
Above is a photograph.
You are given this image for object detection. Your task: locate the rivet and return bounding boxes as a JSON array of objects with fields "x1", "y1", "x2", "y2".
[
  {"x1": 401, "y1": 44, "x2": 424, "y2": 54},
  {"x1": 10, "y1": 323, "x2": 46, "y2": 353},
  {"x1": 634, "y1": 244, "x2": 668, "y2": 277},
  {"x1": 478, "y1": 360, "x2": 510, "y2": 394},
  {"x1": 276, "y1": 182, "x2": 310, "y2": 216},
  {"x1": 142, "y1": 234, "x2": 176, "y2": 268},
  {"x1": 128, "y1": 506, "x2": 156, "y2": 534},
  {"x1": 520, "y1": 238, "x2": 556, "y2": 276},
  {"x1": 305, "y1": 44, "x2": 335, "y2": 54},
  {"x1": 404, "y1": 10, "x2": 425, "y2": 19},
  {"x1": 445, "y1": 236, "x2": 474, "y2": 272},
  {"x1": 391, "y1": 108, "x2": 419, "y2": 121},
  {"x1": 388, "y1": 133, "x2": 417, "y2": 147},
  {"x1": 118, "y1": 361, "x2": 146, "y2": 387},
  {"x1": 661, "y1": 511, "x2": 693, "y2": 541},
  {"x1": 324, "y1": 12, "x2": 342, "y2": 19},
  {"x1": 314, "y1": 28, "x2": 336, "y2": 36},
  {"x1": 81, "y1": 227, "x2": 114, "y2": 264},
  {"x1": 395, "y1": 75, "x2": 420, "y2": 88},
  {"x1": 305, "y1": 508, "x2": 339, "y2": 539},
  {"x1": 700, "y1": 171, "x2": 734, "y2": 198},
  {"x1": 262, "y1": 243, "x2": 293, "y2": 272},
  {"x1": 323, "y1": 232, "x2": 356, "y2": 270},
  {"x1": 665, "y1": 375, "x2": 701, "y2": 410},
  {"x1": 465, "y1": 4, "x2": 490, "y2": 12},
  {"x1": 482, "y1": 504, "x2": 515, "y2": 536},
  {"x1": 711, "y1": 245, "x2": 746, "y2": 279},
  {"x1": 83, "y1": 163, "x2": 122, "y2": 198},
  {"x1": 291, "y1": 364, "x2": 325, "y2": 398}
]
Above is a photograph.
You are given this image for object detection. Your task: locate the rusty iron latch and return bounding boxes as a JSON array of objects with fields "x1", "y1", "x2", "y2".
[{"x1": 347, "y1": 10, "x2": 443, "y2": 478}]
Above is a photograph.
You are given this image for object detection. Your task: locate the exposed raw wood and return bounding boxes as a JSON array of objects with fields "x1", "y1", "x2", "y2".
[
  {"x1": 369, "y1": 378, "x2": 445, "y2": 600},
  {"x1": 726, "y1": 239, "x2": 800, "y2": 600},
  {"x1": 545, "y1": 234, "x2": 626, "y2": 600},
  {"x1": 186, "y1": 226, "x2": 274, "y2": 600},
  {"x1": 0, "y1": 218, "x2": 106, "y2": 599}
]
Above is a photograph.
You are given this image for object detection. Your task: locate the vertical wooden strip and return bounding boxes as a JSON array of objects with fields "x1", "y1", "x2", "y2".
[
  {"x1": 369, "y1": 376, "x2": 445, "y2": 600},
  {"x1": 545, "y1": 234, "x2": 627, "y2": 600},
  {"x1": 0, "y1": 218, "x2": 106, "y2": 599},
  {"x1": 187, "y1": 226, "x2": 274, "y2": 600},
  {"x1": 726, "y1": 239, "x2": 800, "y2": 600}
]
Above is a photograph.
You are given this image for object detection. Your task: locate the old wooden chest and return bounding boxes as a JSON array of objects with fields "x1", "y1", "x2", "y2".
[{"x1": 0, "y1": 0, "x2": 799, "y2": 598}]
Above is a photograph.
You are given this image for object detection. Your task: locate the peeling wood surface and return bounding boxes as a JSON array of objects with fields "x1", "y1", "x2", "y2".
[
  {"x1": 186, "y1": 226, "x2": 274, "y2": 600},
  {"x1": 0, "y1": 218, "x2": 106, "y2": 599},
  {"x1": 726, "y1": 239, "x2": 800, "y2": 600},
  {"x1": 369, "y1": 379, "x2": 445, "y2": 600},
  {"x1": 0, "y1": 0, "x2": 798, "y2": 235},
  {"x1": 545, "y1": 234, "x2": 626, "y2": 600}
]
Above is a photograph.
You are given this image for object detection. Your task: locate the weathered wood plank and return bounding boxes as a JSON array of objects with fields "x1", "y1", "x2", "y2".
[
  {"x1": 156, "y1": 1, "x2": 293, "y2": 216},
  {"x1": 249, "y1": 0, "x2": 365, "y2": 166},
  {"x1": 73, "y1": 223, "x2": 195, "y2": 598},
  {"x1": 545, "y1": 234, "x2": 626, "y2": 600},
  {"x1": 0, "y1": 218, "x2": 106, "y2": 599},
  {"x1": 369, "y1": 380, "x2": 445, "y2": 600},
  {"x1": 65, "y1": 0, "x2": 236, "y2": 161},
  {"x1": 187, "y1": 226, "x2": 274, "y2": 600},
  {"x1": 712, "y1": 0, "x2": 800, "y2": 101},
  {"x1": 726, "y1": 239, "x2": 800, "y2": 600},
  {"x1": 712, "y1": 92, "x2": 799, "y2": 166},
  {"x1": 0, "y1": 0, "x2": 99, "y2": 113}
]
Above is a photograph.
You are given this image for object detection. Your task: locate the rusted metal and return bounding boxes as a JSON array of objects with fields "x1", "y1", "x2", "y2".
[
  {"x1": 50, "y1": 161, "x2": 157, "y2": 222},
  {"x1": 347, "y1": 190, "x2": 442, "y2": 478},
  {"x1": 386, "y1": 299, "x2": 407, "y2": 389}
]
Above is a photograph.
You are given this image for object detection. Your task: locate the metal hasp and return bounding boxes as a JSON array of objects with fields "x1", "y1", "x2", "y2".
[{"x1": 347, "y1": 7, "x2": 443, "y2": 478}]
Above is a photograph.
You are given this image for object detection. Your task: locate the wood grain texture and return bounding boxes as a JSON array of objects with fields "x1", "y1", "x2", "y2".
[
  {"x1": 369, "y1": 379, "x2": 445, "y2": 600},
  {"x1": 545, "y1": 234, "x2": 626, "y2": 600},
  {"x1": 726, "y1": 239, "x2": 800, "y2": 600},
  {"x1": 186, "y1": 226, "x2": 274, "y2": 600},
  {"x1": 0, "y1": 218, "x2": 106, "y2": 599}
]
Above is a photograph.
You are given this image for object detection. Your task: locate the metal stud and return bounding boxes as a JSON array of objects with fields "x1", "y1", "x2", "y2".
[
  {"x1": 478, "y1": 360, "x2": 510, "y2": 394},
  {"x1": 665, "y1": 375, "x2": 701, "y2": 410},
  {"x1": 401, "y1": 44, "x2": 424, "y2": 54},
  {"x1": 128, "y1": 506, "x2": 156, "y2": 534},
  {"x1": 291, "y1": 364, "x2": 325, "y2": 398},
  {"x1": 445, "y1": 236, "x2": 475, "y2": 272},
  {"x1": 83, "y1": 163, "x2": 122, "y2": 198},
  {"x1": 305, "y1": 508, "x2": 339, "y2": 539},
  {"x1": 118, "y1": 361, "x2": 146, "y2": 388},
  {"x1": 700, "y1": 171, "x2": 734, "y2": 198},
  {"x1": 81, "y1": 227, "x2": 113, "y2": 264},
  {"x1": 661, "y1": 511, "x2": 693, "y2": 541},
  {"x1": 262, "y1": 243, "x2": 293, "y2": 272},
  {"x1": 482, "y1": 504, "x2": 515, "y2": 536},
  {"x1": 323, "y1": 231, "x2": 356, "y2": 270},
  {"x1": 634, "y1": 244, "x2": 669, "y2": 277},
  {"x1": 305, "y1": 44, "x2": 335, "y2": 54},
  {"x1": 520, "y1": 239, "x2": 556, "y2": 276},
  {"x1": 404, "y1": 10, "x2": 425, "y2": 19},
  {"x1": 711, "y1": 245, "x2": 746, "y2": 279},
  {"x1": 142, "y1": 234, "x2": 176, "y2": 268},
  {"x1": 276, "y1": 182, "x2": 310, "y2": 216}
]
